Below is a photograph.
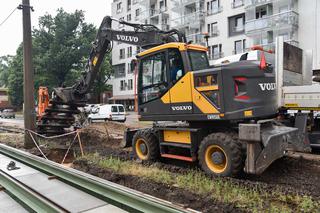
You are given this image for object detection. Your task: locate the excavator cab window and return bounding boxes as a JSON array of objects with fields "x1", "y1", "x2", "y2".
[
  {"x1": 140, "y1": 51, "x2": 168, "y2": 103},
  {"x1": 168, "y1": 48, "x2": 184, "y2": 82},
  {"x1": 188, "y1": 50, "x2": 209, "y2": 71}
]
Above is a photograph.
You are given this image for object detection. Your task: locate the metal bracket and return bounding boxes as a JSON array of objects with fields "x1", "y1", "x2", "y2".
[
  {"x1": 6, "y1": 161, "x2": 20, "y2": 171},
  {"x1": 17, "y1": 4, "x2": 34, "y2": 12}
]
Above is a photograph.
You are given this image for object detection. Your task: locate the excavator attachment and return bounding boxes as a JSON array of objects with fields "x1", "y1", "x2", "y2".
[{"x1": 239, "y1": 120, "x2": 311, "y2": 174}]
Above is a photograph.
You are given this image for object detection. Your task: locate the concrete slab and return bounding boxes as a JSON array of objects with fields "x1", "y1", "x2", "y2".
[{"x1": 0, "y1": 191, "x2": 28, "y2": 213}]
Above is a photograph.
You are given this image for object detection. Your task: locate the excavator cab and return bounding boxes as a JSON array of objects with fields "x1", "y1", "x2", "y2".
[{"x1": 136, "y1": 42, "x2": 277, "y2": 122}]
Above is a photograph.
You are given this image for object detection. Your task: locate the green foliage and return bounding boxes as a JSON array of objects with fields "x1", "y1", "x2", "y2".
[
  {"x1": 3, "y1": 9, "x2": 113, "y2": 107},
  {"x1": 7, "y1": 46, "x2": 24, "y2": 106},
  {"x1": 0, "y1": 55, "x2": 13, "y2": 87}
]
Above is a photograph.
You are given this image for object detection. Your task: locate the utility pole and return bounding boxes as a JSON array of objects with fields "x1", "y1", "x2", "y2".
[{"x1": 19, "y1": 0, "x2": 35, "y2": 148}]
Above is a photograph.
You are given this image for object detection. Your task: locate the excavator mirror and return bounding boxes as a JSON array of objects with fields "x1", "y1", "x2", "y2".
[{"x1": 130, "y1": 59, "x2": 137, "y2": 73}]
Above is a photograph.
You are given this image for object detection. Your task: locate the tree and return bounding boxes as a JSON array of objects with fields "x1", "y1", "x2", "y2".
[
  {"x1": 32, "y1": 9, "x2": 97, "y2": 89},
  {"x1": 5, "y1": 9, "x2": 113, "y2": 107},
  {"x1": 0, "y1": 55, "x2": 13, "y2": 87},
  {"x1": 7, "y1": 46, "x2": 24, "y2": 107}
]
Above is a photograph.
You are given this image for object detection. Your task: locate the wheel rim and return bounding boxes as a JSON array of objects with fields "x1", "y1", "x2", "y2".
[
  {"x1": 205, "y1": 145, "x2": 227, "y2": 174},
  {"x1": 135, "y1": 139, "x2": 148, "y2": 160}
]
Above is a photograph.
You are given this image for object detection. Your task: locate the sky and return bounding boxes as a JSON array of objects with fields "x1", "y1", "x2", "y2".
[{"x1": 0, "y1": 0, "x2": 112, "y2": 56}]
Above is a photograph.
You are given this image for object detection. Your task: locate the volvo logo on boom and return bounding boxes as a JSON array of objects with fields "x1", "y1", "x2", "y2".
[
  {"x1": 171, "y1": 105, "x2": 192, "y2": 111},
  {"x1": 116, "y1": 35, "x2": 139, "y2": 43},
  {"x1": 258, "y1": 83, "x2": 276, "y2": 91}
]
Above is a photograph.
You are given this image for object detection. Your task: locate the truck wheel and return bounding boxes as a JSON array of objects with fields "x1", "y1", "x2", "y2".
[
  {"x1": 198, "y1": 132, "x2": 243, "y2": 177},
  {"x1": 132, "y1": 129, "x2": 159, "y2": 162}
]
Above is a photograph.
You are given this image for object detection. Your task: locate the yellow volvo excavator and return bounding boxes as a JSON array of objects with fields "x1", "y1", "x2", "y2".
[{"x1": 38, "y1": 16, "x2": 310, "y2": 177}]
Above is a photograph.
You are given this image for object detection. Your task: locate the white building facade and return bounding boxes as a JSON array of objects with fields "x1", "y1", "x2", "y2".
[{"x1": 110, "y1": 0, "x2": 320, "y2": 109}]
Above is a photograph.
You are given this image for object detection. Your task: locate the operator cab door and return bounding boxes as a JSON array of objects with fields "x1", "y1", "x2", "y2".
[
  {"x1": 168, "y1": 48, "x2": 193, "y2": 114},
  {"x1": 138, "y1": 50, "x2": 171, "y2": 115}
]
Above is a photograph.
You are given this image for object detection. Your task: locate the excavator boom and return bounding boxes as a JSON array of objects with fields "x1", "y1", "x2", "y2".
[{"x1": 38, "y1": 16, "x2": 186, "y2": 135}]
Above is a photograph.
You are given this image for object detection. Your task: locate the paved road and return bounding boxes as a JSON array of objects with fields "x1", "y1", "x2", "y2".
[
  {"x1": 0, "y1": 114, "x2": 24, "y2": 128},
  {"x1": 0, "y1": 112, "x2": 149, "y2": 129}
]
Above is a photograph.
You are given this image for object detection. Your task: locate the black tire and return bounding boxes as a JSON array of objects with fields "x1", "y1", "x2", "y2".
[
  {"x1": 132, "y1": 129, "x2": 159, "y2": 162},
  {"x1": 198, "y1": 132, "x2": 244, "y2": 177}
]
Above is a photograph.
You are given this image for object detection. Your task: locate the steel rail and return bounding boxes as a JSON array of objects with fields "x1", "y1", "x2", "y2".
[
  {"x1": 0, "y1": 144, "x2": 197, "y2": 213},
  {"x1": 0, "y1": 169, "x2": 68, "y2": 213}
]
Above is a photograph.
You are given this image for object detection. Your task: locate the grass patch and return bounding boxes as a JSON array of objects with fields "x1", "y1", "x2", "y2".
[{"x1": 78, "y1": 154, "x2": 319, "y2": 212}]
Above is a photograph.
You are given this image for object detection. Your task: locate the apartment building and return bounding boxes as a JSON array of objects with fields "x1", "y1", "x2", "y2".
[{"x1": 110, "y1": 0, "x2": 320, "y2": 108}]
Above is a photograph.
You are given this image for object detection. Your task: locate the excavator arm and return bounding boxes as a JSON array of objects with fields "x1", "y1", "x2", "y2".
[
  {"x1": 38, "y1": 16, "x2": 186, "y2": 135},
  {"x1": 53, "y1": 16, "x2": 185, "y2": 103}
]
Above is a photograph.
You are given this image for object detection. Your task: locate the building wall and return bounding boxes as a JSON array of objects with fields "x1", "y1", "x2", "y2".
[
  {"x1": 111, "y1": 0, "x2": 140, "y2": 100},
  {"x1": 110, "y1": 0, "x2": 320, "y2": 102},
  {"x1": 297, "y1": 0, "x2": 319, "y2": 70},
  {"x1": 206, "y1": 0, "x2": 246, "y2": 62}
]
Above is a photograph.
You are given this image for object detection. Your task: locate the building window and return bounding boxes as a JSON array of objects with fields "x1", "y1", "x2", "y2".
[
  {"x1": 228, "y1": 13, "x2": 245, "y2": 36},
  {"x1": 234, "y1": 39, "x2": 246, "y2": 54},
  {"x1": 209, "y1": 44, "x2": 223, "y2": 60},
  {"x1": 136, "y1": 46, "x2": 141, "y2": 54},
  {"x1": 127, "y1": 14, "x2": 131, "y2": 21},
  {"x1": 207, "y1": 0, "x2": 222, "y2": 15},
  {"x1": 116, "y1": 2, "x2": 122, "y2": 14},
  {"x1": 120, "y1": 80, "x2": 126, "y2": 91},
  {"x1": 160, "y1": 0, "x2": 167, "y2": 11},
  {"x1": 128, "y1": 79, "x2": 133, "y2": 90},
  {"x1": 119, "y1": 48, "x2": 125, "y2": 59},
  {"x1": 256, "y1": 7, "x2": 267, "y2": 19},
  {"x1": 234, "y1": 40, "x2": 242, "y2": 54},
  {"x1": 231, "y1": 0, "x2": 244, "y2": 8},
  {"x1": 135, "y1": 8, "x2": 140, "y2": 17},
  {"x1": 235, "y1": 16, "x2": 244, "y2": 32},
  {"x1": 127, "y1": 46, "x2": 132, "y2": 58},
  {"x1": 128, "y1": 63, "x2": 133, "y2": 74},
  {"x1": 208, "y1": 22, "x2": 219, "y2": 37},
  {"x1": 114, "y1": 63, "x2": 126, "y2": 78},
  {"x1": 119, "y1": 17, "x2": 124, "y2": 28},
  {"x1": 127, "y1": 0, "x2": 131, "y2": 11}
]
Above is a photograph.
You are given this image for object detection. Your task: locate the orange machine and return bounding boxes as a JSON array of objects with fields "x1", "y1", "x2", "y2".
[{"x1": 37, "y1": 87, "x2": 49, "y2": 120}]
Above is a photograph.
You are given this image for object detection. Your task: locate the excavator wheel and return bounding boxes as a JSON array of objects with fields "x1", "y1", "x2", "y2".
[
  {"x1": 198, "y1": 132, "x2": 244, "y2": 177},
  {"x1": 132, "y1": 129, "x2": 159, "y2": 162}
]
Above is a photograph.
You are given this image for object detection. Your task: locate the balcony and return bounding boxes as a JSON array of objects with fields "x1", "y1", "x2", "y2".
[
  {"x1": 207, "y1": 6, "x2": 223, "y2": 16},
  {"x1": 138, "y1": 9, "x2": 169, "y2": 23},
  {"x1": 210, "y1": 29, "x2": 220, "y2": 37},
  {"x1": 232, "y1": 0, "x2": 244, "y2": 8},
  {"x1": 244, "y1": 0, "x2": 273, "y2": 8},
  {"x1": 186, "y1": 33, "x2": 206, "y2": 46},
  {"x1": 209, "y1": 52, "x2": 224, "y2": 60},
  {"x1": 161, "y1": 24, "x2": 170, "y2": 31},
  {"x1": 172, "y1": 0, "x2": 205, "y2": 8},
  {"x1": 245, "y1": 11, "x2": 299, "y2": 35},
  {"x1": 233, "y1": 48, "x2": 250, "y2": 54},
  {"x1": 171, "y1": 11, "x2": 205, "y2": 29}
]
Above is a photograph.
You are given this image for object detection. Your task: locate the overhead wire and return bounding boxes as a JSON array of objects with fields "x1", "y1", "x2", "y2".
[{"x1": 0, "y1": 6, "x2": 18, "y2": 28}]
